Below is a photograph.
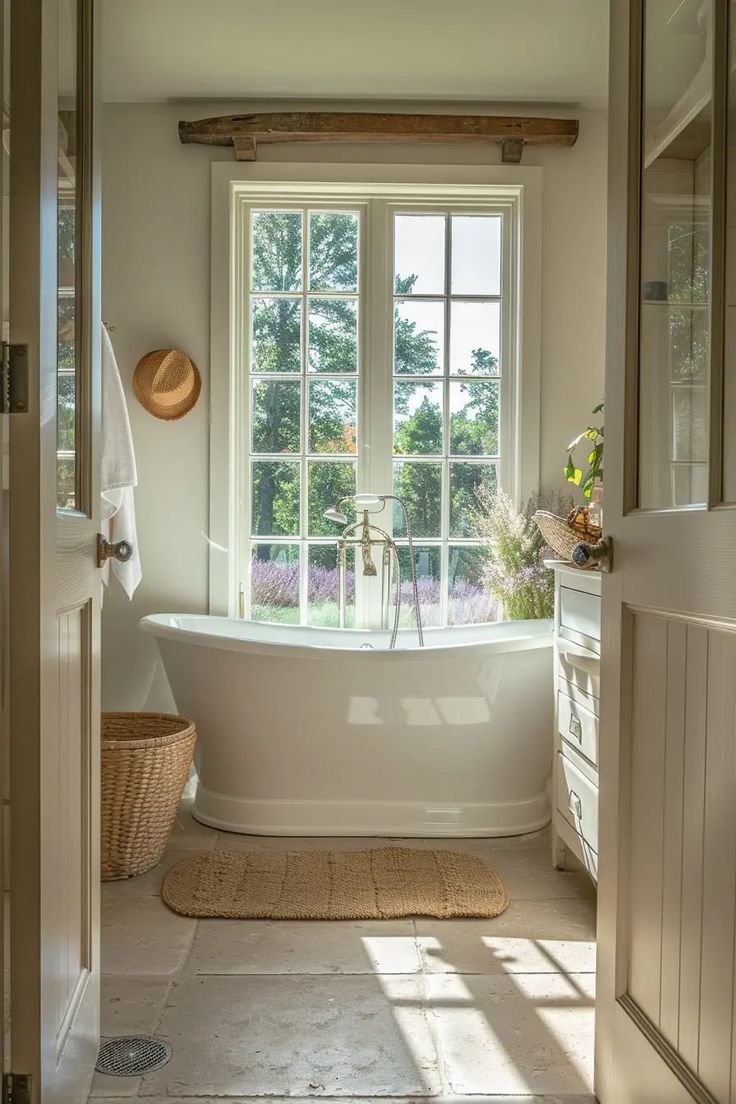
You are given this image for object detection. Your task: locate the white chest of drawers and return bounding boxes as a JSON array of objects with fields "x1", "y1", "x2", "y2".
[{"x1": 549, "y1": 561, "x2": 601, "y2": 883}]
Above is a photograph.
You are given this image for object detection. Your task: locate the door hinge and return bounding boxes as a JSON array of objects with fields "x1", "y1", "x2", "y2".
[
  {"x1": 0, "y1": 343, "x2": 29, "y2": 414},
  {"x1": 3, "y1": 1074, "x2": 33, "y2": 1104}
]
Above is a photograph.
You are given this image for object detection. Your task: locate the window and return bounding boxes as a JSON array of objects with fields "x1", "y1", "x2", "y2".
[
  {"x1": 247, "y1": 208, "x2": 361, "y2": 626},
  {"x1": 211, "y1": 171, "x2": 540, "y2": 630}
]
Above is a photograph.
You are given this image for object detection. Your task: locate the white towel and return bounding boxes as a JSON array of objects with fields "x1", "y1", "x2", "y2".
[{"x1": 101, "y1": 324, "x2": 142, "y2": 598}]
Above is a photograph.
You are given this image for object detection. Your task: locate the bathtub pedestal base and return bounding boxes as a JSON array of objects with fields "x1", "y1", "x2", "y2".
[{"x1": 193, "y1": 784, "x2": 551, "y2": 838}]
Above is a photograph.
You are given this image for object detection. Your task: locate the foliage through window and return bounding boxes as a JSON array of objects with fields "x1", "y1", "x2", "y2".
[{"x1": 242, "y1": 201, "x2": 508, "y2": 628}]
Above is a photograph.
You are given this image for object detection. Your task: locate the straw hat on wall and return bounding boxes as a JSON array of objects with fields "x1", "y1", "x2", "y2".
[{"x1": 133, "y1": 349, "x2": 201, "y2": 421}]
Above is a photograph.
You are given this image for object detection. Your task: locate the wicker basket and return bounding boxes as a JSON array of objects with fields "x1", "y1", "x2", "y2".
[
  {"x1": 534, "y1": 508, "x2": 603, "y2": 563},
  {"x1": 101, "y1": 712, "x2": 197, "y2": 881}
]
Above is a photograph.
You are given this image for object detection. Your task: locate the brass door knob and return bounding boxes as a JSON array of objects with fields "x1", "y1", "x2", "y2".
[
  {"x1": 571, "y1": 536, "x2": 612, "y2": 573},
  {"x1": 97, "y1": 534, "x2": 133, "y2": 568}
]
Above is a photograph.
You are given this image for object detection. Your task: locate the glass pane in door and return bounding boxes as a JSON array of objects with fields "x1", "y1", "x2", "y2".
[
  {"x1": 723, "y1": 1, "x2": 736, "y2": 502},
  {"x1": 57, "y1": 0, "x2": 78, "y2": 508},
  {"x1": 638, "y1": 0, "x2": 712, "y2": 509}
]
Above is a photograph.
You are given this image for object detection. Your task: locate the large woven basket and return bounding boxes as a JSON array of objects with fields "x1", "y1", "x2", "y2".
[
  {"x1": 101, "y1": 712, "x2": 197, "y2": 881},
  {"x1": 534, "y1": 508, "x2": 603, "y2": 562}
]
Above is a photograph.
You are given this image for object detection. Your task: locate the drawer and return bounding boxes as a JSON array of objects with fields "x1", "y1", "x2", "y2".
[
  {"x1": 557, "y1": 643, "x2": 601, "y2": 703},
  {"x1": 559, "y1": 586, "x2": 601, "y2": 652},
  {"x1": 556, "y1": 748, "x2": 598, "y2": 855},
  {"x1": 558, "y1": 688, "x2": 599, "y2": 766}
]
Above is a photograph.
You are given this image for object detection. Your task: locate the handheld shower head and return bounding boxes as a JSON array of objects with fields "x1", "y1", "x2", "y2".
[{"x1": 323, "y1": 507, "x2": 349, "y2": 526}]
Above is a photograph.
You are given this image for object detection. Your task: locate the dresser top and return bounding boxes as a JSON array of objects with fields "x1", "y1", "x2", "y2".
[{"x1": 544, "y1": 560, "x2": 603, "y2": 593}]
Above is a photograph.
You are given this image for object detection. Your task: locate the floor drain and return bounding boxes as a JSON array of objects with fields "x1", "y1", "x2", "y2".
[{"x1": 96, "y1": 1035, "x2": 172, "y2": 1076}]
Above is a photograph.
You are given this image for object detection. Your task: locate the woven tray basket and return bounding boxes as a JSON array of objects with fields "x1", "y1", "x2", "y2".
[
  {"x1": 534, "y1": 509, "x2": 603, "y2": 562},
  {"x1": 101, "y1": 712, "x2": 197, "y2": 881}
]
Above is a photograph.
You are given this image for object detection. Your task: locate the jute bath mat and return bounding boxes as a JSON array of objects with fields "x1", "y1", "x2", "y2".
[{"x1": 163, "y1": 846, "x2": 509, "y2": 920}]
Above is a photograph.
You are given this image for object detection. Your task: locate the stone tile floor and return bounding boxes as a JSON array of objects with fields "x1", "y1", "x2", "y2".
[{"x1": 91, "y1": 798, "x2": 597, "y2": 1103}]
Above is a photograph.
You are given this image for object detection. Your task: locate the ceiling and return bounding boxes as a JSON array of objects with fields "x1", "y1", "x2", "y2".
[{"x1": 100, "y1": 0, "x2": 610, "y2": 107}]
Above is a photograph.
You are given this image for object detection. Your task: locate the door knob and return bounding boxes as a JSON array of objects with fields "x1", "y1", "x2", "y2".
[
  {"x1": 571, "y1": 535, "x2": 612, "y2": 573},
  {"x1": 97, "y1": 534, "x2": 133, "y2": 568}
]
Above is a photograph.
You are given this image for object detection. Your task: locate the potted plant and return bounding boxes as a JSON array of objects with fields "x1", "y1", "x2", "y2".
[{"x1": 564, "y1": 402, "x2": 604, "y2": 503}]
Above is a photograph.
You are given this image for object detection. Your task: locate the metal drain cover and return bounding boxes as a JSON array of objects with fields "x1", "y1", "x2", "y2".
[{"x1": 96, "y1": 1035, "x2": 172, "y2": 1076}]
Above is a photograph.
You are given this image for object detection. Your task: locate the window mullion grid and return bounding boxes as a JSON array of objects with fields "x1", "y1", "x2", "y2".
[
  {"x1": 243, "y1": 212, "x2": 254, "y2": 620},
  {"x1": 299, "y1": 209, "x2": 309, "y2": 625},
  {"x1": 440, "y1": 213, "x2": 452, "y2": 628}
]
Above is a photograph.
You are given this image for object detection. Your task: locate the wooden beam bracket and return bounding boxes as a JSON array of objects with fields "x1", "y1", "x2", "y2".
[
  {"x1": 179, "y1": 111, "x2": 579, "y2": 162},
  {"x1": 501, "y1": 138, "x2": 525, "y2": 164}
]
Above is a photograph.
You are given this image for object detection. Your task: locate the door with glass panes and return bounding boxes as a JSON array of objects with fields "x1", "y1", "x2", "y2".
[{"x1": 597, "y1": 1, "x2": 736, "y2": 1101}]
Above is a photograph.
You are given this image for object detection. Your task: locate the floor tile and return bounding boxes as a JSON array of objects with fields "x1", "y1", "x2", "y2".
[
  {"x1": 186, "y1": 918, "x2": 421, "y2": 975},
  {"x1": 417, "y1": 924, "x2": 595, "y2": 975},
  {"x1": 102, "y1": 849, "x2": 199, "y2": 900},
  {"x1": 138, "y1": 974, "x2": 441, "y2": 1097},
  {"x1": 427, "y1": 897, "x2": 596, "y2": 942},
  {"x1": 98, "y1": 1098, "x2": 595, "y2": 1104},
  {"x1": 102, "y1": 896, "x2": 197, "y2": 976},
  {"x1": 427, "y1": 972, "x2": 595, "y2": 1096},
  {"x1": 89, "y1": 977, "x2": 170, "y2": 1098},
  {"x1": 169, "y1": 798, "x2": 219, "y2": 849},
  {"x1": 480, "y1": 847, "x2": 591, "y2": 901},
  {"x1": 214, "y1": 833, "x2": 399, "y2": 851}
]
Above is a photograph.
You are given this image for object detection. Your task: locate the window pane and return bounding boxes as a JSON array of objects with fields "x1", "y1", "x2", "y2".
[
  {"x1": 448, "y1": 546, "x2": 495, "y2": 626},
  {"x1": 251, "y1": 211, "x2": 302, "y2": 292},
  {"x1": 449, "y1": 463, "x2": 497, "y2": 537},
  {"x1": 251, "y1": 461, "x2": 300, "y2": 536},
  {"x1": 58, "y1": 373, "x2": 76, "y2": 453},
  {"x1": 252, "y1": 297, "x2": 301, "y2": 373},
  {"x1": 57, "y1": 457, "x2": 75, "y2": 511},
  {"x1": 397, "y1": 545, "x2": 441, "y2": 628},
  {"x1": 638, "y1": 0, "x2": 711, "y2": 509},
  {"x1": 309, "y1": 379, "x2": 357, "y2": 454},
  {"x1": 394, "y1": 214, "x2": 445, "y2": 295},
  {"x1": 252, "y1": 380, "x2": 300, "y2": 453},
  {"x1": 250, "y1": 543, "x2": 300, "y2": 623},
  {"x1": 450, "y1": 380, "x2": 499, "y2": 456},
  {"x1": 670, "y1": 305, "x2": 708, "y2": 383},
  {"x1": 309, "y1": 212, "x2": 358, "y2": 292},
  {"x1": 308, "y1": 461, "x2": 356, "y2": 536},
  {"x1": 393, "y1": 461, "x2": 442, "y2": 538},
  {"x1": 57, "y1": 0, "x2": 77, "y2": 512},
  {"x1": 450, "y1": 300, "x2": 500, "y2": 375},
  {"x1": 672, "y1": 386, "x2": 707, "y2": 462},
  {"x1": 451, "y1": 215, "x2": 501, "y2": 295},
  {"x1": 394, "y1": 381, "x2": 443, "y2": 455},
  {"x1": 394, "y1": 300, "x2": 444, "y2": 375},
  {"x1": 307, "y1": 543, "x2": 355, "y2": 627},
  {"x1": 308, "y1": 298, "x2": 358, "y2": 373}
]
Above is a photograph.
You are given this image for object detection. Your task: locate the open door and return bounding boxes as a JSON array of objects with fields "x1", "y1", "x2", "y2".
[
  {"x1": 9, "y1": 0, "x2": 101, "y2": 1099},
  {"x1": 597, "y1": 0, "x2": 736, "y2": 1101}
]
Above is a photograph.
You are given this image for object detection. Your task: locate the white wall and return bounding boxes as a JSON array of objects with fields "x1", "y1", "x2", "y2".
[{"x1": 101, "y1": 101, "x2": 608, "y2": 710}]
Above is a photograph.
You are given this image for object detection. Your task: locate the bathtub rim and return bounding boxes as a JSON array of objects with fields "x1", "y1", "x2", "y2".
[{"x1": 139, "y1": 612, "x2": 553, "y2": 661}]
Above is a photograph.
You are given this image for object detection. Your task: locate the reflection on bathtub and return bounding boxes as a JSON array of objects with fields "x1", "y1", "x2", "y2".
[
  {"x1": 435, "y1": 697, "x2": 491, "y2": 726},
  {"x1": 347, "y1": 696, "x2": 383, "y2": 726},
  {"x1": 399, "y1": 698, "x2": 444, "y2": 727}
]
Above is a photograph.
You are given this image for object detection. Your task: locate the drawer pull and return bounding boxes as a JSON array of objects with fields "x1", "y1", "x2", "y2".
[
  {"x1": 568, "y1": 791, "x2": 583, "y2": 820},
  {"x1": 568, "y1": 714, "x2": 583, "y2": 742}
]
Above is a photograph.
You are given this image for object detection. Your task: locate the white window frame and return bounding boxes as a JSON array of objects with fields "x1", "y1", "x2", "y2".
[{"x1": 210, "y1": 162, "x2": 542, "y2": 619}]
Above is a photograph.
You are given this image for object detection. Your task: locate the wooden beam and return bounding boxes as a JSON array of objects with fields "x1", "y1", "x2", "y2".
[{"x1": 178, "y1": 111, "x2": 579, "y2": 162}]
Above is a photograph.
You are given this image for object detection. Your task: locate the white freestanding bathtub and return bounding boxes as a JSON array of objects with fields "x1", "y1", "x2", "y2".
[{"x1": 140, "y1": 615, "x2": 554, "y2": 837}]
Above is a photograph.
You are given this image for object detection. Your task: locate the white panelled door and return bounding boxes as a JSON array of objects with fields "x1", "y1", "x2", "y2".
[
  {"x1": 9, "y1": 0, "x2": 101, "y2": 1100},
  {"x1": 597, "y1": 1, "x2": 736, "y2": 1102}
]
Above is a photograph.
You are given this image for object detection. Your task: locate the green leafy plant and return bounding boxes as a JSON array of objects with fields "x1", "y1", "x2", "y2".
[{"x1": 564, "y1": 403, "x2": 604, "y2": 499}]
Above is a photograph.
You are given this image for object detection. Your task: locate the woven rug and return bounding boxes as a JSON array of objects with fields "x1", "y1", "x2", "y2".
[{"x1": 163, "y1": 846, "x2": 509, "y2": 920}]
